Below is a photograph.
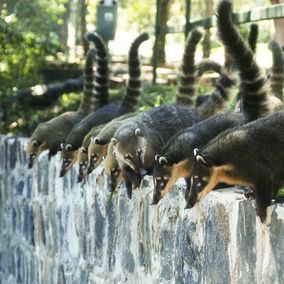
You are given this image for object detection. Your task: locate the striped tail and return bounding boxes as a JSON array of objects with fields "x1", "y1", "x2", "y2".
[
  {"x1": 84, "y1": 32, "x2": 110, "y2": 109},
  {"x1": 120, "y1": 33, "x2": 149, "y2": 112},
  {"x1": 176, "y1": 28, "x2": 203, "y2": 107},
  {"x1": 197, "y1": 64, "x2": 237, "y2": 119},
  {"x1": 268, "y1": 40, "x2": 284, "y2": 101},
  {"x1": 196, "y1": 59, "x2": 222, "y2": 78},
  {"x1": 77, "y1": 48, "x2": 96, "y2": 114},
  {"x1": 216, "y1": 0, "x2": 271, "y2": 121}
]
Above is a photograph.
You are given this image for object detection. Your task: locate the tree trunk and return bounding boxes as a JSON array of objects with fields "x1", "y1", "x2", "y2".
[
  {"x1": 271, "y1": 0, "x2": 284, "y2": 49},
  {"x1": 156, "y1": 0, "x2": 174, "y2": 65},
  {"x1": 81, "y1": 0, "x2": 89, "y2": 55},
  {"x1": 67, "y1": 0, "x2": 78, "y2": 62},
  {"x1": 202, "y1": 0, "x2": 213, "y2": 58}
]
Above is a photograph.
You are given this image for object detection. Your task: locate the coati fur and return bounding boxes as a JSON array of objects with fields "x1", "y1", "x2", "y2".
[
  {"x1": 151, "y1": 2, "x2": 280, "y2": 204},
  {"x1": 87, "y1": 112, "x2": 136, "y2": 174},
  {"x1": 27, "y1": 47, "x2": 100, "y2": 168},
  {"x1": 187, "y1": 111, "x2": 284, "y2": 223},
  {"x1": 76, "y1": 124, "x2": 105, "y2": 183},
  {"x1": 175, "y1": 28, "x2": 203, "y2": 107},
  {"x1": 60, "y1": 32, "x2": 149, "y2": 177},
  {"x1": 268, "y1": 40, "x2": 284, "y2": 101},
  {"x1": 104, "y1": 143, "x2": 122, "y2": 193},
  {"x1": 152, "y1": 112, "x2": 248, "y2": 204},
  {"x1": 111, "y1": 40, "x2": 238, "y2": 198},
  {"x1": 112, "y1": 67, "x2": 235, "y2": 198}
]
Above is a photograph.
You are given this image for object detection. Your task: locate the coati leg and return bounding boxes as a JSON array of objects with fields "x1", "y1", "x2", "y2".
[
  {"x1": 184, "y1": 177, "x2": 191, "y2": 201},
  {"x1": 48, "y1": 149, "x2": 58, "y2": 160},
  {"x1": 255, "y1": 179, "x2": 273, "y2": 223},
  {"x1": 122, "y1": 165, "x2": 143, "y2": 199},
  {"x1": 124, "y1": 177, "x2": 133, "y2": 199}
]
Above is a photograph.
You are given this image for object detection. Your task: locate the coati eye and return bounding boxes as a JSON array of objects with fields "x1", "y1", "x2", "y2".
[
  {"x1": 32, "y1": 140, "x2": 40, "y2": 147},
  {"x1": 124, "y1": 154, "x2": 133, "y2": 161}
]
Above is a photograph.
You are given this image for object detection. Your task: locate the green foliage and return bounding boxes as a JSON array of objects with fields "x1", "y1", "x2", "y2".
[{"x1": 0, "y1": 0, "x2": 67, "y2": 134}]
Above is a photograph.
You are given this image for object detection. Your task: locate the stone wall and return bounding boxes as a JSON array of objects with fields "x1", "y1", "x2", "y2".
[{"x1": 0, "y1": 135, "x2": 283, "y2": 284}]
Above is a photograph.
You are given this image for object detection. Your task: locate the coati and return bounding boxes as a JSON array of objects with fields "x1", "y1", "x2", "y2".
[
  {"x1": 60, "y1": 32, "x2": 149, "y2": 177},
  {"x1": 27, "y1": 46, "x2": 100, "y2": 168},
  {"x1": 111, "y1": 28, "x2": 238, "y2": 198},
  {"x1": 187, "y1": 111, "x2": 284, "y2": 223},
  {"x1": 183, "y1": 0, "x2": 283, "y2": 220},
  {"x1": 268, "y1": 40, "x2": 284, "y2": 101},
  {"x1": 104, "y1": 143, "x2": 124, "y2": 193},
  {"x1": 151, "y1": 1, "x2": 281, "y2": 204},
  {"x1": 87, "y1": 112, "x2": 136, "y2": 174},
  {"x1": 76, "y1": 124, "x2": 105, "y2": 183},
  {"x1": 175, "y1": 28, "x2": 203, "y2": 107},
  {"x1": 152, "y1": 112, "x2": 248, "y2": 204}
]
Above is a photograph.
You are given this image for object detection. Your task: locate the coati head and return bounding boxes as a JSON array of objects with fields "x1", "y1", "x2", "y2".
[
  {"x1": 152, "y1": 155, "x2": 191, "y2": 204},
  {"x1": 27, "y1": 139, "x2": 45, "y2": 168},
  {"x1": 104, "y1": 143, "x2": 123, "y2": 193},
  {"x1": 111, "y1": 120, "x2": 161, "y2": 177},
  {"x1": 27, "y1": 122, "x2": 61, "y2": 168},
  {"x1": 185, "y1": 148, "x2": 214, "y2": 209},
  {"x1": 60, "y1": 144, "x2": 78, "y2": 177},
  {"x1": 185, "y1": 148, "x2": 234, "y2": 209},
  {"x1": 87, "y1": 137, "x2": 108, "y2": 174},
  {"x1": 76, "y1": 146, "x2": 89, "y2": 183}
]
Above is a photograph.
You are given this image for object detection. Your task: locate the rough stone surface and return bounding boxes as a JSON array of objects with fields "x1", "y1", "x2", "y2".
[{"x1": 0, "y1": 135, "x2": 283, "y2": 284}]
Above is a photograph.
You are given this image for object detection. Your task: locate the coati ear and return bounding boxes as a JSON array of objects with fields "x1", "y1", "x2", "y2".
[
  {"x1": 193, "y1": 148, "x2": 199, "y2": 156},
  {"x1": 80, "y1": 147, "x2": 87, "y2": 153},
  {"x1": 135, "y1": 128, "x2": 143, "y2": 137},
  {"x1": 60, "y1": 143, "x2": 64, "y2": 150},
  {"x1": 111, "y1": 138, "x2": 118, "y2": 145},
  {"x1": 158, "y1": 156, "x2": 169, "y2": 166},
  {"x1": 94, "y1": 137, "x2": 105, "y2": 145},
  {"x1": 32, "y1": 140, "x2": 40, "y2": 147},
  {"x1": 196, "y1": 154, "x2": 210, "y2": 166},
  {"x1": 154, "y1": 154, "x2": 160, "y2": 161},
  {"x1": 66, "y1": 144, "x2": 73, "y2": 151}
]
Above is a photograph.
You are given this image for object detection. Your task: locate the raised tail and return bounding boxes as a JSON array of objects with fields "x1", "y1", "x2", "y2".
[
  {"x1": 120, "y1": 32, "x2": 149, "y2": 112},
  {"x1": 196, "y1": 59, "x2": 222, "y2": 78},
  {"x1": 176, "y1": 28, "x2": 203, "y2": 107},
  {"x1": 197, "y1": 64, "x2": 237, "y2": 119},
  {"x1": 77, "y1": 48, "x2": 96, "y2": 114},
  {"x1": 268, "y1": 40, "x2": 284, "y2": 101},
  {"x1": 216, "y1": 0, "x2": 273, "y2": 121},
  {"x1": 84, "y1": 32, "x2": 110, "y2": 109}
]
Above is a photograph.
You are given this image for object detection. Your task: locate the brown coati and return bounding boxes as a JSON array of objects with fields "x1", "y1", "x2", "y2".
[
  {"x1": 76, "y1": 124, "x2": 105, "y2": 183},
  {"x1": 104, "y1": 143, "x2": 124, "y2": 193},
  {"x1": 187, "y1": 111, "x2": 284, "y2": 223},
  {"x1": 151, "y1": 3, "x2": 278, "y2": 204},
  {"x1": 111, "y1": 66, "x2": 236, "y2": 198},
  {"x1": 268, "y1": 40, "x2": 284, "y2": 101},
  {"x1": 111, "y1": 58, "x2": 237, "y2": 197},
  {"x1": 175, "y1": 27, "x2": 203, "y2": 107},
  {"x1": 151, "y1": 112, "x2": 249, "y2": 204},
  {"x1": 87, "y1": 112, "x2": 136, "y2": 174},
  {"x1": 60, "y1": 33, "x2": 149, "y2": 177},
  {"x1": 27, "y1": 46, "x2": 100, "y2": 169}
]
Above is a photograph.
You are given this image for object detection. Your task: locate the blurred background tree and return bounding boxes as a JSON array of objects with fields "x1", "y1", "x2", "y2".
[{"x1": 0, "y1": 0, "x2": 279, "y2": 135}]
